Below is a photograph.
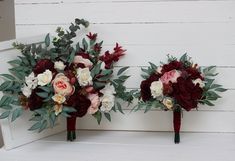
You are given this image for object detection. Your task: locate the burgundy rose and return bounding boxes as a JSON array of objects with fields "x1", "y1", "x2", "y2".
[
  {"x1": 171, "y1": 77, "x2": 203, "y2": 111},
  {"x1": 33, "y1": 59, "x2": 54, "y2": 75},
  {"x1": 28, "y1": 90, "x2": 43, "y2": 111},
  {"x1": 162, "y1": 61, "x2": 183, "y2": 73},
  {"x1": 66, "y1": 92, "x2": 91, "y2": 117},
  {"x1": 140, "y1": 73, "x2": 161, "y2": 101},
  {"x1": 76, "y1": 52, "x2": 90, "y2": 59},
  {"x1": 163, "y1": 83, "x2": 173, "y2": 95},
  {"x1": 185, "y1": 67, "x2": 203, "y2": 80}
]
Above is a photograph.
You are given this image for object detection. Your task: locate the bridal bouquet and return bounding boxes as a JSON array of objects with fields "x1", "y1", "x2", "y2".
[
  {"x1": 135, "y1": 54, "x2": 226, "y2": 143},
  {"x1": 0, "y1": 18, "x2": 134, "y2": 141}
]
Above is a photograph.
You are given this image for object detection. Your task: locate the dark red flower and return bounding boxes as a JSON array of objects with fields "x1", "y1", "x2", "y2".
[
  {"x1": 64, "y1": 69, "x2": 77, "y2": 85},
  {"x1": 185, "y1": 67, "x2": 203, "y2": 80},
  {"x1": 27, "y1": 90, "x2": 43, "y2": 111},
  {"x1": 86, "y1": 32, "x2": 97, "y2": 40},
  {"x1": 99, "y1": 43, "x2": 126, "y2": 69},
  {"x1": 140, "y1": 74, "x2": 161, "y2": 101},
  {"x1": 66, "y1": 92, "x2": 91, "y2": 117},
  {"x1": 94, "y1": 43, "x2": 102, "y2": 52},
  {"x1": 163, "y1": 83, "x2": 173, "y2": 95},
  {"x1": 33, "y1": 59, "x2": 54, "y2": 75},
  {"x1": 171, "y1": 77, "x2": 203, "y2": 111},
  {"x1": 162, "y1": 61, "x2": 183, "y2": 73},
  {"x1": 76, "y1": 52, "x2": 90, "y2": 59}
]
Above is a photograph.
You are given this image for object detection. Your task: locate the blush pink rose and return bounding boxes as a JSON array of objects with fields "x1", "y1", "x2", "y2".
[
  {"x1": 52, "y1": 73, "x2": 74, "y2": 96},
  {"x1": 73, "y1": 55, "x2": 93, "y2": 68},
  {"x1": 160, "y1": 70, "x2": 181, "y2": 84},
  {"x1": 87, "y1": 93, "x2": 100, "y2": 114}
]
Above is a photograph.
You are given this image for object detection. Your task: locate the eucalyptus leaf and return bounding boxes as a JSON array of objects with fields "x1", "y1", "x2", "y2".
[
  {"x1": 0, "y1": 111, "x2": 11, "y2": 119},
  {"x1": 11, "y1": 108, "x2": 23, "y2": 122},
  {"x1": 117, "y1": 67, "x2": 129, "y2": 75},
  {"x1": 104, "y1": 112, "x2": 111, "y2": 122},
  {"x1": 28, "y1": 121, "x2": 42, "y2": 131},
  {"x1": 215, "y1": 88, "x2": 227, "y2": 92},
  {"x1": 45, "y1": 33, "x2": 50, "y2": 47},
  {"x1": 116, "y1": 102, "x2": 124, "y2": 114},
  {"x1": 39, "y1": 120, "x2": 48, "y2": 132},
  {"x1": 0, "y1": 74, "x2": 15, "y2": 80},
  {"x1": 93, "y1": 111, "x2": 102, "y2": 124}
]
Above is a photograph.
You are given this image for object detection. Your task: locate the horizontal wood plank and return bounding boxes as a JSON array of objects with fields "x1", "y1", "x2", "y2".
[
  {"x1": 77, "y1": 110, "x2": 235, "y2": 132},
  {"x1": 15, "y1": 1, "x2": 235, "y2": 24},
  {"x1": 1, "y1": 131, "x2": 235, "y2": 161},
  {"x1": 16, "y1": 23, "x2": 235, "y2": 46}
]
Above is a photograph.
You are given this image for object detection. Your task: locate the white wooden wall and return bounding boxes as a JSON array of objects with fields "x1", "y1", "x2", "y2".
[{"x1": 14, "y1": 0, "x2": 235, "y2": 132}]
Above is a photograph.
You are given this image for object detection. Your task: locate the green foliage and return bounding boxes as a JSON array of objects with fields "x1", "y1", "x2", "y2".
[
  {"x1": 104, "y1": 112, "x2": 111, "y2": 122},
  {"x1": 93, "y1": 111, "x2": 102, "y2": 124}
]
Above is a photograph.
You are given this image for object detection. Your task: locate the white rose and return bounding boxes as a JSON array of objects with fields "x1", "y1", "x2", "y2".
[
  {"x1": 100, "y1": 83, "x2": 116, "y2": 95},
  {"x1": 54, "y1": 61, "x2": 66, "y2": 70},
  {"x1": 73, "y1": 55, "x2": 93, "y2": 68},
  {"x1": 25, "y1": 72, "x2": 38, "y2": 89},
  {"x1": 150, "y1": 81, "x2": 163, "y2": 98},
  {"x1": 76, "y1": 67, "x2": 93, "y2": 87},
  {"x1": 162, "y1": 98, "x2": 174, "y2": 110},
  {"x1": 37, "y1": 70, "x2": 53, "y2": 86},
  {"x1": 193, "y1": 78, "x2": 205, "y2": 88},
  {"x1": 100, "y1": 94, "x2": 115, "y2": 112},
  {"x1": 21, "y1": 85, "x2": 32, "y2": 98}
]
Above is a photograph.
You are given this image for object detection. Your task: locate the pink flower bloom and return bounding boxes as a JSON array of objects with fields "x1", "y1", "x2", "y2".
[
  {"x1": 52, "y1": 73, "x2": 74, "y2": 96},
  {"x1": 160, "y1": 70, "x2": 181, "y2": 84},
  {"x1": 87, "y1": 93, "x2": 100, "y2": 114},
  {"x1": 73, "y1": 55, "x2": 93, "y2": 68}
]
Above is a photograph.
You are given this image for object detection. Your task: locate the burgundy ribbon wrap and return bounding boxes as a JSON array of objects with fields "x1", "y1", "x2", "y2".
[
  {"x1": 67, "y1": 117, "x2": 77, "y2": 141},
  {"x1": 173, "y1": 110, "x2": 181, "y2": 144}
]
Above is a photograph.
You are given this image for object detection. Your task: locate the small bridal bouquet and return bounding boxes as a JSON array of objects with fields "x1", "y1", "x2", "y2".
[{"x1": 135, "y1": 54, "x2": 226, "y2": 143}]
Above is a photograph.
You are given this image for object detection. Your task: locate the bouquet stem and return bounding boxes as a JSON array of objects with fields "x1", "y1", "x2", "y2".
[
  {"x1": 173, "y1": 109, "x2": 181, "y2": 144},
  {"x1": 67, "y1": 117, "x2": 77, "y2": 141}
]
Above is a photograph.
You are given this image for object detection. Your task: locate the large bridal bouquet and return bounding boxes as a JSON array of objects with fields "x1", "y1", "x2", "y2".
[
  {"x1": 0, "y1": 19, "x2": 134, "y2": 141},
  {"x1": 135, "y1": 54, "x2": 226, "y2": 143}
]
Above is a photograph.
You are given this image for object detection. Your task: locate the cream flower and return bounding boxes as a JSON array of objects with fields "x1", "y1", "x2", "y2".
[
  {"x1": 52, "y1": 94, "x2": 66, "y2": 104},
  {"x1": 52, "y1": 73, "x2": 74, "y2": 96},
  {"x1": 150, "y1": 81, "x2": 163, "y2": 98},
  {"x1": 37, "y1": 70, "x2": 53, "y2": 86},
  {"x1": 87, "y1": 93, "x2": 100, "y2": 114},
  {"x1": 21, "y1": 85, "x2": 32, "y2": 98},
  {"x1": 73, "y1": 55, "x2": 93, "y2": 68},
  {"x1": 76, "y1": 67, "x2": 93, "y2": 87},
  {"x1": 163, "y1": 98, "x2": 174, "y2": 110},
  {"x1": 25, "y1": 72, "x2": 38, "y2": 89},
  {"x1": 100, "y1": 83, "x2": 116, "y2": 95},
  {"x1": 193, "y1": 78, "x2": 205, "y2": 88},
  {"x1": 54, "y1": 61, "x2": 66, "y2": 70},
  {"x1": 100, "y1": 94, "x2": 115, "y2": 113},
  {"x1": 54, "y1": 104, "x2": 63, "y2": 116}
]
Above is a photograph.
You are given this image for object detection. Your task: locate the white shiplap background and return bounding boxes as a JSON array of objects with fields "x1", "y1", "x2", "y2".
[{"x1": 14, "y1": 0, "x2": 235, "y2": 132}]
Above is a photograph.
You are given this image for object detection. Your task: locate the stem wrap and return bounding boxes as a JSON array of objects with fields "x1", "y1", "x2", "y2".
[
  {"x1": 173, "y1": 110, "x2": 181, "y2": 144},
  {"x1": 67, "y1": 117, "x2": 77, "y2": 141}
]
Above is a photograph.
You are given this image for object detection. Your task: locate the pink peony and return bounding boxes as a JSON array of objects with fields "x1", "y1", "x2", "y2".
[
  {"x1": 73, "y1": 55, "x2": 93, "y2": 68},
  {"x1": 87, "y1": 93, "x2": 100, "y2": 114},
  {"x1": 52, "y1": 73, "x2": 74, "y2": 96},
  {"x1": 160, "y1": 70, "x2": 181, "y2": 84}
]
